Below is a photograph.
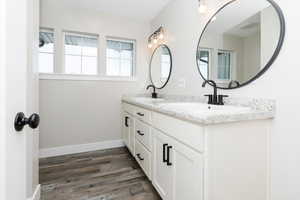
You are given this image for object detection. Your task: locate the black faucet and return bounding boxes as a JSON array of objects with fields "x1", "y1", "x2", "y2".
[
  {"x1": 202, "y1": 80, "x2": 228, "y2": 105},
  {"x1": 146, "y1": 85, "x2": 158, "y2": 99}
]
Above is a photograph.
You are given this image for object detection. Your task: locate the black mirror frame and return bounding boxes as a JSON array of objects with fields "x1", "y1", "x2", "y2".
[
  {"x1": 150, "y1": 44, "x2": 173, "y2": 89},
  {"x1": 196, "y1": 0, "x2": 286, "y2": 90}
]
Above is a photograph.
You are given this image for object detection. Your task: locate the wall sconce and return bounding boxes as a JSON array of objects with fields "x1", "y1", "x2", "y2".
[
  {"x1": 147, "y1": 26, "x2": 165, "y2": 48},
  {"x1": 198, "y1": 0, "x2": 207, "y2": 14}
]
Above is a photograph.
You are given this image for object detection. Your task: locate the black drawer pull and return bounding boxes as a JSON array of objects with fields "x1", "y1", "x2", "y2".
[
  {"x1": 137, "y1": 130, "x2": 144, "y2": 136},
  {"x1": 125, "y1": 116, "x2": 129, "y2": 127},
  {"x1": 167, "y1": 146, "x2": 173, "y2": 166},
  {"x1": 137, "y1": 112, "x2": 145, "y2": 117},
  {"x1": 163, "y1": 144, "x2": 168, "y2": 163},
  {"x1": 136, "y1": 153, "x2": 144, "y2": 161}
]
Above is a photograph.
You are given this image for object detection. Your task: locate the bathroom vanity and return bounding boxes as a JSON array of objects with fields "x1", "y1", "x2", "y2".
[
  {"x1": 121, "y1": 96, "x2": 275, "y2": 200},
  {"x1": 121, "y1": 0, "x2": 283, "y2": 198}
]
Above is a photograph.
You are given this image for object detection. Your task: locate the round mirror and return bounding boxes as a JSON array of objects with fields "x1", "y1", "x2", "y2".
[
  {"x1": 196, "y1": 0, "x2": 285, "y2": 89},
  {"x1": 150, "y1": 44, "x2": 172, "y2": 89}
]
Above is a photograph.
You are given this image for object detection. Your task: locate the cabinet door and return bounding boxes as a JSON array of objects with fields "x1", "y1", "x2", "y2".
[
  {"x1": 152, "y1": 129, "x2": 173, "y2": 200},
  {"x1": 128, "y1": 116, "x2": 135, "y2": 153},
  {"x1": 122, "y1": 113, "x2": 130, "y2": 148},
  {"x1": 171, "y1": 140, "x2": 204, "y2": 200}
]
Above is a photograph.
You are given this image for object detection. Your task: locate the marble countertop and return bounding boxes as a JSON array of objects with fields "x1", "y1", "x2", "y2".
[{"x1": 122, "y1": 94, "x2": 276, "y2": 125}]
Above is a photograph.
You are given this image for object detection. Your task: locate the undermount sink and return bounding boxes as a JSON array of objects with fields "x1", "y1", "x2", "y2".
[
  {"x1": 133, "y1": 97, "x2": 165, "y2": 102},
  {"x1": 159, "y1": 102, "x2": 251, "y2": 113}
]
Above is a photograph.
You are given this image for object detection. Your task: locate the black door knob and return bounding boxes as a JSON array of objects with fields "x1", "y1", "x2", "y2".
[{"x1": 14, "y1": 112, "x2": 40, "y2": 132}]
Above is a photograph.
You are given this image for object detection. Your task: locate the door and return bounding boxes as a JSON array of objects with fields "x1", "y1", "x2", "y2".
[
  {"x1": 122, "y1": 113, "x2": 134, "y2": 153},
  {"x1": 128, "y1": 117, "x2": 134, "y2": 153},
  {"x1": 0, "y1": 0, "x2": 40, "y2": 199},
  {"x1": 152, "y1": 129, "x2": 173, "y2": 200},
  {"x1": 123, "y1": 113, "x2": 130, "y2": 147},
  {"x1": 152, "y1": 128, "x2": 204, "y2": 200},
  {"x1": 172, "y1": 140, "x2": 204, "y2": 200}
]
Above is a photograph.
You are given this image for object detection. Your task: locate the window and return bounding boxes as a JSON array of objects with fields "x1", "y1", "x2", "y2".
[
  {"x1": 38, "y1": 29, "x2": 138, "y2": 81},
  {"x1": 106, "y1": 39, "x2": 135, "y2": 77},
  {"x1": 217, "y1": 50, "x2": 232, "y2": 80},
  {"x1": 64, "y1": 32, "x2": 98, "y2": 75},
  {"x1": 197, "y1": 48, "x2": 210, "y2": 79},
  {"x1": 39, "y1": 29, "x2": 54, "y2": 73}
]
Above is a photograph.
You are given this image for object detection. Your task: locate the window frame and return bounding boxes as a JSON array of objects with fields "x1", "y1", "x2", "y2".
[
  {"x1": 39, "y1": 28, "x2": 55, "y2": 74},
  {"x1": 38, "y1": 28, "x2": 137, "y2": 82},
  {"x1": 105, "y1": 37, "x2": 136, "y2": 78},
  {"x1": 62, "y1": 31, "x2": 99, "y2": 76},
  {"x1": 216, "y1": 49, "x2": 235, "y2": 84},
  {"x1": 197, "y1": 47, "x2": 213, "y2": 80}
]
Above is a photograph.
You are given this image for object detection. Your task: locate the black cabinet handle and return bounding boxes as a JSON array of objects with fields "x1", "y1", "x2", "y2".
[
  {"x1": 163, "y1": 144, "x2": 168, "y2": 163},
  {"x1": 137, "y1": 130, "x2": 144, "y2": 136},
  {"x1": 166, "y1": 146, "x2": 173, "y2": 166},
  {"x1": 125, "y1": 116, "x2": 129, "y2": 127},
  {"x1": 137, "y1": 112, "x2": 145, "y2": 117},
  {"x1": 136, "y1": 153, "x2": 144, "y2": 161}
]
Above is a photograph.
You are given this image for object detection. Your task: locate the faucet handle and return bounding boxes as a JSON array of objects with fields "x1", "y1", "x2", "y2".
[
  {"x1": 218, "y1": 95, "x2": 229, "y2": 105},
  {"x1": 204, "y1": 94, "x2": 213, "y2": 104}
]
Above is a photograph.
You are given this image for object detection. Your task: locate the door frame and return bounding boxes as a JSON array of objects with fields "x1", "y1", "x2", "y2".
[
  {"x1": 0, "y1": 1, "x2": 7, "y2": 199},
  {"x1": 0, "y1": 0, "x2": 40, "y2": 199}
]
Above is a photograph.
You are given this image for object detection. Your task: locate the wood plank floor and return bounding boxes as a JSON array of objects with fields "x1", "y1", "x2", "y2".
[{"x1": 39, "y1": 147, "x2": 162, "y2": 200}]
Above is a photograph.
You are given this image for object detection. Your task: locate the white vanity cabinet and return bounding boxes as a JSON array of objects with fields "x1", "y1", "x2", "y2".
[
  {"x1": 122, "y1": 102, "x2": 270, "y2": 200},
  {"x1": 122, "y1": 103, "x2": 153, "y2": 180},
  {"x1": 122, "y1": 111, "x2": 134, "y2": 154},
  {"x1": 152, "y1": 129, "x2": 173, "y2": 200},
  {"x1": 152, "y1": 128, "x2": 203, "y2": 200}
]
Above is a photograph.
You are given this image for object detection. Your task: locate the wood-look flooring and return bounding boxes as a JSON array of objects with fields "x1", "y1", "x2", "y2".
[{"x1": 39, "y1": 147, "x2": 162, "y2": 200}]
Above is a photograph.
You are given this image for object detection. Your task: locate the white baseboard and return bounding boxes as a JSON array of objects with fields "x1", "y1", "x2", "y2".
[
  {"x1": 39, "y1": 140, "x2": 124, "y2": 158},
  {"x1": 27, "y1": 184, "x2": 40, "y2": 200}
]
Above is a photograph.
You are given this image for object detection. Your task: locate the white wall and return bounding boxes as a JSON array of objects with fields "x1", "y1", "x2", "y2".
[
  {"x1": 261, "y1": 6, "x2": 281, "y2": 67},
  {"x1": 151, "y1": 0, "x2": 300, "y2": 199},
  {"x1": 39, "y1": 0, "x2": 150, "y2": 149},
  {"x1": 243, "y1": 32, "x2": 261, "y2": 80}
]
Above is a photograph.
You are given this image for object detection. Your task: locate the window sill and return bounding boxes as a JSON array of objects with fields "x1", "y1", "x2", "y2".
[{"x1": 39, "y1": 73, "x2": 137, "y2": 82}]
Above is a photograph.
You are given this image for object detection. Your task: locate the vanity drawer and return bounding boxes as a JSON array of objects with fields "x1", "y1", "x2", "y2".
[
  {"x1": 135, "y1": 140, "x2": 151, "y2": 180},
  {"x1": 135, "y1": 120, "x2": 151, "y2": 151},
  {"x1": 122, "y1": 103, "x2": 136, "y2": 115},
  {"x1": 135, "y1": 107, "x2": 151, "y2": 123},
  {"x1": 152, "y1": 111, "x2": 205, "y2": 153}
]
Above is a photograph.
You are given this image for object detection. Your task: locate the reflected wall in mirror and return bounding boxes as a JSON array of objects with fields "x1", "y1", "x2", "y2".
[
  {"x1": 150, "y1": 44, "x2": 172, "y2": 89},
  {"x1": 196, "y1": 0, "x2": 285, "y2": 89}
]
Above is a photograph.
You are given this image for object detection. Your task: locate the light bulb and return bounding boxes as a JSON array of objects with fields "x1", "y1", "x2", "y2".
[
  {"x1": 148, "y1": 43, "x2": 153, "y2": 48},
  {"x1": 153, "y1": 38, "x2": 158, "y2": 44},
  {"x1": 159, "y1": 33, "x2": 164, "y2": 39},
  {"x1": 198, "y1": 4, "x2": 207, "y2": 14}
]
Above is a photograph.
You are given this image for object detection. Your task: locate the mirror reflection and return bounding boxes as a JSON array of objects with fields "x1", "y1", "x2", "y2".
[
  {"x1": 150, "y1": 44, "x2": 172, "y2": 89},
  {"x1": 197, "y1": 0, "x2": 282, "y2": 89}
]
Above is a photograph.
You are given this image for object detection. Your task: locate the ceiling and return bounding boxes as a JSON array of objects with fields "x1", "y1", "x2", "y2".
[
  {"x1": 225, "y1": 13, "x2": 261, "y2": 38},
  {"x1": 49, "y1": 0, "x2": 172, "y2": 22},
  {"x1": 204, "y1": 0, "x2": 271, "y2": 37}
]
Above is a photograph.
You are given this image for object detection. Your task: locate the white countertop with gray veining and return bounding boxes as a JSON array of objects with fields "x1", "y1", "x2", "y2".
[{"x1": 122, "y1": 94, "x2": 275, "y2": 125}]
